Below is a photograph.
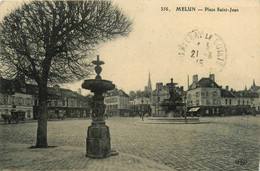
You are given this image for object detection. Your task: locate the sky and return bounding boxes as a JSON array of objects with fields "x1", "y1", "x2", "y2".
[{"x1": 0, "y1": 0, "x2": 260, "y2": 95}]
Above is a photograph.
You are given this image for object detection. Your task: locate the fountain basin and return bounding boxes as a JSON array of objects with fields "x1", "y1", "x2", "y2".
[{"x1": 82, "y1": 79, "x2": 115, "y2": 92}]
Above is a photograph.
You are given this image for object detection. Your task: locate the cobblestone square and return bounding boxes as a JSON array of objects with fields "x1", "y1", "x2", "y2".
[{"x1": 0, "y1": 116, "x2": 259, "y2": 170}]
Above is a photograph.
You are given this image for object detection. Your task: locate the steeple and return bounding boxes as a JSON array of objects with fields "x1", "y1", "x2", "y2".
[
  {"x1": 147, "y1": 72, "x2": 152, "y2": 93},
  {"x1": 253, "y1": 79, "x2": 256, "y2": 87}
]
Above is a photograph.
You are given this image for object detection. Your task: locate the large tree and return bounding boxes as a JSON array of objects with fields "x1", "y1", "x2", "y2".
[{"x1": 0, "y1": 0, "x2": 132, "y2": 148}]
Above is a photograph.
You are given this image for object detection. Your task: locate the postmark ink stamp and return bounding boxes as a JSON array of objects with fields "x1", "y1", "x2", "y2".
[{"x1": 178, "y1": 29, "x2": 227, "y2": 73}]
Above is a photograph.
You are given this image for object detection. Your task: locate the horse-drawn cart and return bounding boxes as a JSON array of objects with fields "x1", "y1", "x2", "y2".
[{"x1": 1, "y1": 111, "x2": 26, "y2": 124}]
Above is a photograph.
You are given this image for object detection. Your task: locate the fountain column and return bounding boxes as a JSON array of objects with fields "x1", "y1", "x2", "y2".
[{"x1": 82, "y1": 55, "x2": 116, "y2": 158}]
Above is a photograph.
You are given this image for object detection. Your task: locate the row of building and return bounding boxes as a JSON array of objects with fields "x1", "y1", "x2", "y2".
[
  {"x1": 103, "y1": 73, "x2": 260, "y2": 117},
  {"x1": 1, "y1": 73, "x2": 259, "y2": 119},
  {"x1": 0, "y1": 75, "x2": 91, "y2": 119},
  {"x1": 186, "y1": 74, "x2": 259, "y2": 116}
]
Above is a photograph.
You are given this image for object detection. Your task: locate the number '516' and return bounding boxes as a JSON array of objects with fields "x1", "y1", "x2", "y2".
[{"x1": 161, "y1": 7, "x2": 168, "y2": 11}]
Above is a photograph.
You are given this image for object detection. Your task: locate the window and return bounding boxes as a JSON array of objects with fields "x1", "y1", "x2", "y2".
[
  {"x1": 27, "y1": 98, "x2": 31, "y2": 105},
  {"x1": 229, "y1": 99, "x2": 232, "y2": 105},
  {"x1": 238, "y1": 100, "x2": 240, "y2": 105},
  {"x1": 71, "y1": 101, "x2": 74, "y2": 107},
  {"x1": 196, "y1": 92, "x2": 200, "y2": 98},
  {"x1": 3, "y1": 95, "x2": 8, "y2": 105},
  {"x1": 18, "y1": 97, "x2": 23, "y2": 105},
  {"x1": 242, "y1": 101, "x2": 245, "y2": 105},
  {"x1": 206, "y1": 99, "x2": 211, "y2": 105},
  {"x1": 247, "y1": 100, "x2": 249, "y2": 105},
  {"x1": 213, "y1": 99, "x2": 218, "y2": 105},
  {"x1": 62, "y1": 100, "x2": 66, "y2": 106},
  {"x1": 15, "y1": 97, "x2": 19, "y2": 104},
  {"x1": 225, "y1": 99, "x2": 228, "y2": 105},
  {"x1": 11, "y1": 96, "x2": 15, "y2": 104},
  {"x1": 196, "y1": 100, "x2": 200, "y2": 105},
  {"x1": 34, "y1": 100, "x2": 38, "y2": 106},
  {"x1": 27, "y1": 110, "x2": 31, "y2": 118}
]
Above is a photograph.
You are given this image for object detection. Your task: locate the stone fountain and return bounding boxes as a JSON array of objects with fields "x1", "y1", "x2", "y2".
[
  {"x1": 160, "y1": 78, "x2": 185, "y2": 117},
  {"x1": 82, "y1": 55, "x2": 116, "y2": 158}
]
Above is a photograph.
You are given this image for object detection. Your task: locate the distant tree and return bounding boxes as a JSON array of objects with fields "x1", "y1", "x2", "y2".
[
  {"x1": 129, "y1": 91, "x2": 136, "y2": 100},
  {"x1": 142, "y1": 90, "x2": 151, "y2": 98},
  {"x1": 135, "y1": 90, "x2": 150, "y2": 98},
  {"x1": 135, "y1": 90, "x2": 142, "y2": 98},
  {"x1": 0, "y1": 1, "x2": 132, "y2": 148}
]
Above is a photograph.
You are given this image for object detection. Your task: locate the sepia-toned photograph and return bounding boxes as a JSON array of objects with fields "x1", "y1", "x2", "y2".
[{"x1": 0, "y1": 0, "x2": 259, "y2": 170}]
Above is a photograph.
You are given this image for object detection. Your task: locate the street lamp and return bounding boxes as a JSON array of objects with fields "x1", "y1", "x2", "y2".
[
  {"x1": 141, "y1": 98, "x2": 144, "y2": 121},
  {"x1": 133, "y1": 100, "x2": 135, "y2": 117}
]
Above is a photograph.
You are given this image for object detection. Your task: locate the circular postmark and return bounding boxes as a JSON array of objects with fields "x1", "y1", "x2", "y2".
[{"x1": 178, "y1": 29, "x2": 227, "y2": 74}]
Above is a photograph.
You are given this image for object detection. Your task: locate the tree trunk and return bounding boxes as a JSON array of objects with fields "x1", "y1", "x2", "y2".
[{"x1": 36, "y1": 82, "x2": 48, "y2": 148}]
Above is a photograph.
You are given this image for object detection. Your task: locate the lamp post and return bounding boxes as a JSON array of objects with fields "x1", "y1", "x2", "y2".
[
  {"x1": 141, "y1": 98, "x2": 144, "y2": 121},
  {"x1": 133, "y1": 100, "x2": 135, "y2": 117}
]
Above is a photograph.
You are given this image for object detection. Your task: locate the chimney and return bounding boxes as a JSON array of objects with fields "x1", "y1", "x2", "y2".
[
  {"x1": 192, "y1": 75, "x2": 198, "y2": 83},
  {"x1": 78, "y1": 88, "x2": 82, "y2": 95},
  {"x1": 156, "y1": 83, "x2": 163, "y2": 91},
  {"x1": 209, "y1": 74, "x2": 215, "y2": 82},
  {"x1": 225, "y1": 86, "x2": 229, "y2": 90},
  {"x1": 231, "y1": 88, "x2": 233, "y2": 92}
]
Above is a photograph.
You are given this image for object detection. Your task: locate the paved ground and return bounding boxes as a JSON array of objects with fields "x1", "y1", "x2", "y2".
[{"x1": 0, "y1": 116, "x2": 259, "y2": 170}]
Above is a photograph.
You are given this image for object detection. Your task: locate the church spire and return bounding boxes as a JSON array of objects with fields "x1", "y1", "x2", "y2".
[
  {"x1": 147, "y1": 72, "x2": 152, "y2": 93},
  {"x1": 253, "y1": 79, "x2": 256, "y2": 87}
]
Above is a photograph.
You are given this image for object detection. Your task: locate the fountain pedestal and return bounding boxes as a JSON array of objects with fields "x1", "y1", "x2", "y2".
[
  {"x1": 82, "y1": 55, "x2": 116, "y2": 158},
  {"x1": 86, "y1": 122, "x2": 111, "y2": 158}
]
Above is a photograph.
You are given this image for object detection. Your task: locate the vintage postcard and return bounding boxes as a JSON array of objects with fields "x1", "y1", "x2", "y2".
[{"x1": 0, "y1": 0, "x2": 259, "y2": 170}]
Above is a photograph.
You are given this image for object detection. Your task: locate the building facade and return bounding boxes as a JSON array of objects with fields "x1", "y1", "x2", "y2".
[
  {"x1": 187, "y1": 74, "x2": 221, "y2": 116},
  {"x1": 104, "y1": 89, "x2": 130, "y2": 117},
  {"x1": 0, "y1": 76, "x2": 91, "y2": 120},
  {"x1": 151, "y1": 83, "x2": 169, "y2": 117},
  {"x1": 130, "y1": 97, "x2": 151, "y2": 117},
  {"x1": 45, "y1": 85, "x2": 91, "y2": 119},
  {"x1": 0, "y1": 76, "x2": 34, "y2": 119},
  {"x1": 187, "y1": 74, "x2": 259, "y2": 116}
]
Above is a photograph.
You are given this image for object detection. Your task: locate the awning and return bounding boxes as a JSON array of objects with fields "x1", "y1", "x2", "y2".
[{"x1": 188, "y1": 107, "x2": 200, "y2": 112}]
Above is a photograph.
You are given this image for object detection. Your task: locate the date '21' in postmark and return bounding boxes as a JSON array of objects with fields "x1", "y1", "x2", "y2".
[{"x1": 178, "y1": 29, "x2": 227, "y2": 73}]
